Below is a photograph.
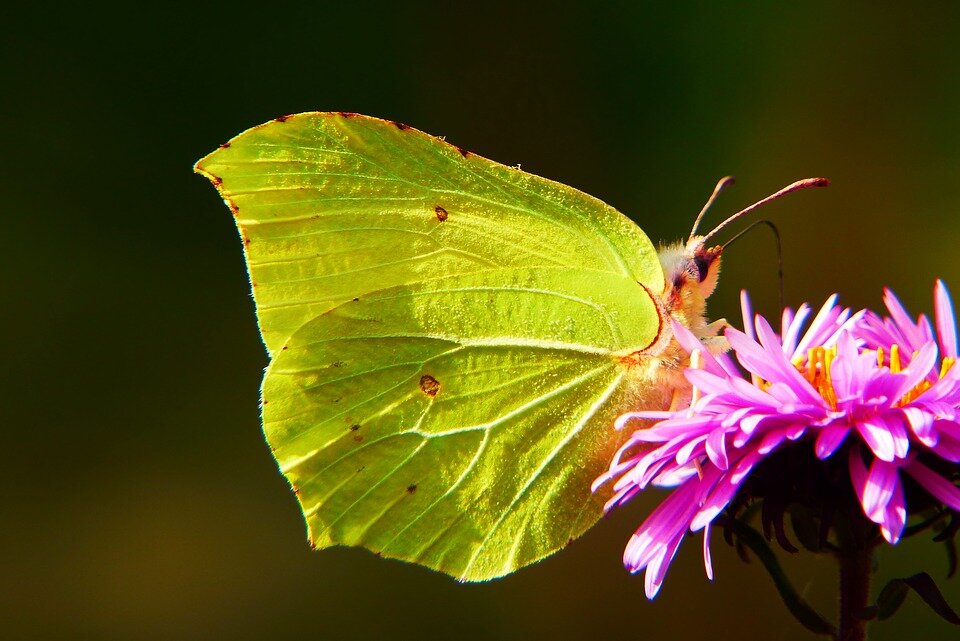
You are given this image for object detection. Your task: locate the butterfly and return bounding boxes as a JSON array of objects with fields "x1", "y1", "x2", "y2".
[{"x1": 195, "y1": 112, "x2": 825, "y2": 580}]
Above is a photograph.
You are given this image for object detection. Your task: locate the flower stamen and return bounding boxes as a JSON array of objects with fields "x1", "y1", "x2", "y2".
[
  {"x1": 941, "y1": 357, "x2": 956, "y2": 378},
  {"x1": 800, "y1": 346, "x2": 838, "y2": 409}
]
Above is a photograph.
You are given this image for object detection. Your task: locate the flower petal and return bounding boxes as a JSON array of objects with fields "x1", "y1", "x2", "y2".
[
  {"x1": 848, "y1": 447, "x2": 870, "y2": 509},
  {"x1": 671, "y1": 319, "x2": 728, "y2": 377},
  {"x1": 861, "y1": 458, "x2": 899, "y2": 522},
  {"x1": 706, "y1": 429, "x2": 729, "y2": 469},
  {"x1": 815, "y1": 423, "x2": 850, "y2": 459},
  {"x1": 903, "y1": 460, "x2": 960, "y2": 511},
  {"x1": 740, "y1": 290, "x2": 756, "y2": 342},
  {"x1": 793, "y1": 294, "x2": 840, "y2": 356},
  {"x1": 691, "y1": 449, "x2": 763, "y2": 531},
  {"x1": 782, "y1": 303, "x2": 812, "y2": 355},
  {"x1": 856, "y1": 417, "x2": 897, "y2": 462},
  {"x1": 880, "y1": 476, "x2": 906, "y2": 544},
  {"x1": 936, "y1": 280, "x2": 958, "y2": 359},
  {"x1": 703, "y1": 523, "x2": 714, "y2": 581},
  {"x1": 884, "y1": 287, "x2": 922, "y2": 348}
]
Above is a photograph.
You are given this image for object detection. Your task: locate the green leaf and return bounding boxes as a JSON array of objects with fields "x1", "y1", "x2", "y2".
[
  {"x1": 875, "y1": 573, "x2": 960, "y2": 624},
  {"x1": 195, "y1": 113, "x2": 670, "y2": 580},
  {"x1": 726, "y1": 518, "x2": 836, "y2": 637},
  {"x1": 873, "y1": 579, "x2": 910, "y2": 620},
  {"x1": 789, "y1": 504, "x2": 824, "y2": 553}
]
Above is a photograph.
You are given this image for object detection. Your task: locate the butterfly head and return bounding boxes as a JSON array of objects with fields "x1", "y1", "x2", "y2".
[
  {"x1": 665, "y1": 237, "x2": 723, "y2": 299},
  {"x1": 657, "y1": 176, "x2": 829, "y2": 342},
  {"x1": 658, "y1": 237, "x2": 723, "y2": 339}
]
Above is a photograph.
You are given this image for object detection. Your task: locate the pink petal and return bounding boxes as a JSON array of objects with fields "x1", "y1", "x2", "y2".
[
  {"x1": 880, "y1": 477, "x2": 906, "y2": 544},
  {"x1": 684, "y1": 368, "x2": 737, "y2": 397},
  {"x1": 815, "y1": 423, "x2": 851, "y2": 459},
  {"x1": 644, "y1": 534, "x2": 685, "y2": 598},
  {"x1": 793, "y1": 294, "x2": 840, "y2": 356},
  {"x1": 856, "y1": 417, "x2": 897, "y2": 462},
  {"x1": 615, "y1": 411, "x2": 670, "y2": 430},
  {"x1": 740, "y1": 290, "x2": 756, "y2": 342},
  {"x1": 676, "y1": 435, "x2": 709, "y2": 465},
  {"x1": 671, "y1": 319, "x2": 729, "y2": 377},
  {"x1": 730, "y1": 322, "x2": 822, "y2": 406},
  {"x1": 758, "y1": 428, "x2": 789, "y2": 454},
  {"x1": 935, "y1": 280, "x2": 958, "y2": 358},
  {"x1": 903, "y1": 460, "x2": 960, "y2": 511},
  {"x1": 691, "y1": 450, "x2": 762, "y2": 530},
  {"x1": 861, "y1": 458, "x2": 899, "y2": 522},
  {"x1": 933, "y1": 430, "x2": 960, "y2": 462},
  {"x1": 884, "y1": 288, "x2": 919, "y2": 340},
  {"x1": 890, "y1": 341, "x2": 938, "y2": 401},
  {"x1": 604, "y1": 484, "x2": 641, "y2": 512},
  {"x1": 782, "y1": 304, "x2": 812, "y2": 355},
  {"x1": 848, "y1": 447, "x2": 870, "y2": 508},
  {"x1": 703, "y1": 523, "x2": 714, "y2": 581},
  {"x1": 705, "y1": 429, "x2": 729, "y2": 470},
  {"x1": 879, "y1": 413, "x2": 911, "y2": 460}
]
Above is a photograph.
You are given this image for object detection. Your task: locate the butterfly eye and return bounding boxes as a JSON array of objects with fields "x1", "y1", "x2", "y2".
[{"x1": 693, "y1": 246, "x2": 722, "y2": 283}]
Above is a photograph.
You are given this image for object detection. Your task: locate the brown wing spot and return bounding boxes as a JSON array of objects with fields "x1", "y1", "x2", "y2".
[
  {"x1": 243, "y1": 235, "x2": 251, "y2": 246},
  {"x1": 434, "y1": 205, "x2": 449, "y2": 222},
  {"x1": 338, "y1": 111, "x2": 359, "y2": 118},
  {"x1": 455, "y1": 146, "x2": 470, "y2": 157},
  {"x1": 419, "y1": 374, "x2": 440, "y2": 397},
  {"x1": 228, "y1": 202, "x2": 240, "y2": 216},
  {"x1": 406, "y1": 484, "x2": 418, "y2": 494},
  {"x1": 392, "y1": 120, "x2": 410, "y2": 131},
  {"x1": 274, "y1": 114, "x2": 292, "y2": 123},
  {"x1": 218, "y1": 142, "x2": 231, "y2": 149},
  {"x1": 211, "y1": 175, "x2": 223, "y2": 186}
]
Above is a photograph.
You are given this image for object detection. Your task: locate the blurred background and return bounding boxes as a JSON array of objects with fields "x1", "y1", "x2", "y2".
[{"x1": 3, "y1": 2, "x2": 959, "y2": 639}]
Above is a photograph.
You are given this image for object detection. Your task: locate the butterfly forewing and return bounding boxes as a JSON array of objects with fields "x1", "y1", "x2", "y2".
[{"x1": 196, "y1": 113, "x2": 664, "y2": 354}]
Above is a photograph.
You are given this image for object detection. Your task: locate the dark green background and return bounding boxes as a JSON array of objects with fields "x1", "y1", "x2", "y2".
[{"x1": 5, "y1": 3, "x2": 959, "y2": 639}]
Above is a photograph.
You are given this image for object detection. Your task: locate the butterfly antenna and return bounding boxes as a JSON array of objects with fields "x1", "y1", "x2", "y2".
[
  {"x1": 700, "y1": 177, "x2": 830, "y2": 245},
  {"x1": 688, "y1": 176, "x2": 737, "y2": 242},
  {"x1": 724, "y1": 220, "x2": 785, "y2": 312}
]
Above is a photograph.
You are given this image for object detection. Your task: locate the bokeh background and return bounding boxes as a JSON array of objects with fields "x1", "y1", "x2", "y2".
[{"x1": 4, "y1": 2, "x2": 960, "y2": 639}]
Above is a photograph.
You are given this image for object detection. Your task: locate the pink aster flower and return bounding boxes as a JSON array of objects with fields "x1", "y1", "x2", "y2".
[{"x1": 595, "y1": 281, "x2": 960, "y2": 601}]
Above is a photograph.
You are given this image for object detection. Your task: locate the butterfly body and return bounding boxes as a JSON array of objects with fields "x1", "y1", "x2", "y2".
[{"x1": 197, "y1": 113, "x2": 727, "y2": 580}]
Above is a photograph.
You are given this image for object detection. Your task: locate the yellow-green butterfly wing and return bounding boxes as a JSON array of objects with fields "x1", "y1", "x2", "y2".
[{"x1": 195, "y1": 113, "x2": 668, "y2": 580}]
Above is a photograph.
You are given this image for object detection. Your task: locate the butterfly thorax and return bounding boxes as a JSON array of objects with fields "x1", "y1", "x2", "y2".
[{"x1": 619, "y1": 237, "x2": 726, "y2": 411}]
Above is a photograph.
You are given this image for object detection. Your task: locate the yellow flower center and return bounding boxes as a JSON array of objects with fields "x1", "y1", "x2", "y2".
[
  {"x1": 788, "y1": 343, "x2": 956, "y2": 410},
  {"x1": 689, "y1": 342, "x2": 955, "y2": 412},
  {"x1": 798, "y1": 346, "x2": 838, "y2": 409}
]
